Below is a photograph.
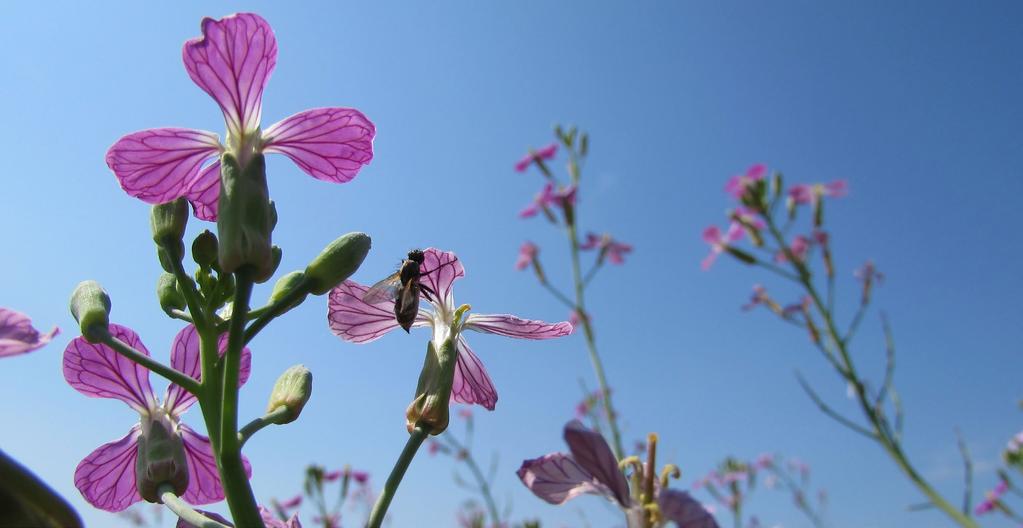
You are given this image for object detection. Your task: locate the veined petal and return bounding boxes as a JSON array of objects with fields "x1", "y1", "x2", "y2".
[
  {"x1": 327, "y1": 281, "x2": 403, "y2": 343},
  {"x1": 563, "y1": 420, "x2": 631, "y2": 507},
  {"x1": 164, "y1": 325, "x2": 252, "y2": 416},
  {"x1": 74, "y1": 425, "x2": 142, "y2": 512},
  {"x1": 451, "y1": 337, "x2": 497, "y2": 410},
  {"x1": 262, "y1": 107, "x2": 375, "y2": 183},
  {"x1": 659, "y1": 489, "x2": 719, "y2": 528},
  {"x1": 464, "y1": 314, "x2": 573, "y2": 340},
  {"x1": 175, "y1": 510, "x2": 233, "y2": 528},
  {"x1": 516, "y1": 452, "x2": 617, "y2": 506},
  {"x1": 0, "y1": 308, "x2": 58, "y2": 358},
  {"x1": 179, "y1": 424, "x2": 251, "y2": 505},
  {"x1": 63, "y1": 324, "x2": 157, "y2": 413},
  {"x1": 183, "y1": 13, "x2": 277, "y2": 137},
  {"x1": 420, "y1": 248, "x2": 464, "y2": 308},
  {"x1": 105, "y1": 128, "x2": 221, "y2": 206},
  {"x1": 185, "y1": 159, "x2": 222, "y2": 221}
]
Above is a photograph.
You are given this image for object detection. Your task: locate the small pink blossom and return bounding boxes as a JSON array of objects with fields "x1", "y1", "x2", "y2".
[
  {"x1": 519, "y1": 183, "x2": 577, "y2": 218},
  {"x1": 323, "y1": 470, "x2": 343, "y2": 482},
  {"x1": 741, "y1": 285, "x2": 770, "y2": 311},
  {"x1": 788, "y1": 180, "x2": 848, "y2": 206},
  {"x1": 277, "y1": 495, "x2": 302, "y2": 510},
  {"x1": 515, "y1": 242, "x2": 539, "y2": 271},
  {"x1": 775, "y1": 235, "x2": 812, "y2": 263},
  {"x1": 0, "y1": 308, "x2": 58, "y2": 358},
  {"x1": 580, "y1": 233, "x2": 633, "y2": 265},
  {"x1": 701, "y1": 223, "x2": 744, "y2": 270},
  {"x1": 427, "y1": 440, "x2": 441, "y2": 456},
  {"x1": 724, "y1": 164, "x2": 767, "y2": 199},
  {"x1": 732, "y1": 206, "x2": 765, "y2": 229},
  {"x1": 515, "y1": 143, "x2": 559, "y2": 172},
  {"x1": 975, "y1": 480, "x2": 1009, "y2": 515},
  {"x1": 458, "y1": 407, "x2": 474, "y2": 420}
]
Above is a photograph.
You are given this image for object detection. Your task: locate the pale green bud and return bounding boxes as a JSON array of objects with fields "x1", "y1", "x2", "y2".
[
  {"x1": 266, "y1": 365, "x2": 313, "y2": 424},
  {"x1": 304, "y1": 233, "x2": 371, "y2": 295},
  {"x1": 70, "y1": 281, "x2": 111, "y2": 342}
]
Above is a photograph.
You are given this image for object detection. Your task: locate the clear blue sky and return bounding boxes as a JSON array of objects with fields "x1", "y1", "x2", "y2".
[{"x1": 1, "y1": 2, "x2": 1021, "y2": 527}]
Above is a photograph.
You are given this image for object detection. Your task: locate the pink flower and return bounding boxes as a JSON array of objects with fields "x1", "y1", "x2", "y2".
[
  {"x1": 323, "y1": 470, "x2": 343, "y2": 482},
  {"x1": 328, "y1": 248, "x2": 573, "y2": 410},
  {"x1": 775, "y1": 235, "x2": 812, "y2": 263},
  {"x1": 724, "y1": 164, "x2": 767, "y2": 199},
  {"x1": 701, "y1": 223, "x2": 744, "y2": 270},
  {"x1": 580, "y1": 233, "x2": 633, "y2": 265},
  {"x1": 753, "y1": 453, "x2": 774, "y2": 469},
  {"x1": 975, "y1": 480, "x2": 1009, "y2": 515},
  {"x1": 63, "y1": 324, "x2": 252, "y2": 511},
  {"x1": 519, "y1": 183, "x2": 577, "y2": 218},
  {"x1": 0, "y1": 308, "x2": 58, "y2": 358},
  {"x1": 515, "y1": 143, "x2": 558, "y2": 172},
  {"x1": 427, "y1": 440, "x2": 442, "y2": 456},
  {"x1": 106, "y1": 13, "x2": 374, "y2": 221},
  {"x1": 731, "y1": 206, "x2": 765, "y2": 229},
  {"x1": 741, "y1": 285, "x2": 770, "y2": 311},
  {"x1": 515, "y1": 242, "x2": 539, "y2": 271},
  {"x1": 277, "y1": 495, "x2": 302, "y2": 510},
  {"x1": 788, "y1": 180, "x2": 848, "y2": 206}
]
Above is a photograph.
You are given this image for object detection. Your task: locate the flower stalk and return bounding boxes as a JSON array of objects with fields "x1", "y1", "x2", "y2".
[{"x1": 366, "y1": 425, "x2": 431, "y2": 528}]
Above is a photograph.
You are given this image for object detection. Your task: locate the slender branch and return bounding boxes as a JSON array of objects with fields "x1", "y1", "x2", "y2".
[
  {"x1": 795, "y1": 372, "x2": 876, "y2": 440},
  {"x1": 582, "y1": 262, "x2": 602, "y2": 288},
  {"x1": 874, "y1": 313, "x2": 896, "y2": 407},
  {"x1": 244, "y1": 276, "x2": 311, "y2": 344},
  {"x1": 98, "y1": 329, "x2": 200, "y2": 394},
  {"x1": 754, "y1": 259, "x2": 801, "y2": 282},
  {"x1": 845, "y1": 300, "x2": 870, "y2": 344},
  {"x1": 169, "y1": 253, "x2": 208, "y2": 332},
  {"x1": 444, "y1": 433, "x2": 502, "y2": 527},
  {"x1": 539, "y1": 281, "x2": 576, "y2": 309},
  {"x1": 167, "y1": 309, "x2": 194, "y2": 324},
  {"x1": 238, "y1": 406, "x2": 291, "y2": 448},
  {"x1": 956, "y1": 429, "x2": 974, "y2": 516},
  {"x1": 366, "y1": 426, "x2": 430, "y2": 528},
  {"x1": 159, "y1": 484, "x2": 231, "y2": 528}
]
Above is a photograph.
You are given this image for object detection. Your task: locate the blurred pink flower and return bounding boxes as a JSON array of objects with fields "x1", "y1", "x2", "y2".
[
  {"x1": 515, "y1": 242, "x2": 539, "y2": 270},
  {"x1": 975, "y1": 480, "x2": 1008, "y2": 515},
  {"x1": 278, "y1": 495, "x2": 302, "y2": 510},
  {"x1": 515, "y1": 143, "x2": 558, "y2": 172},
  {"x1": 701, "y1": 223, "x2": 744, "y2": 270},
  {"x1": 0, "y1": 308, "x2": 58, "y2": 358},
  {"x1": 788, "y1": 180, "x2": 848, "y2": 206},
  {"x1": 775, "y1": 235, "x2": 812, "y2": 263},
  {"x1": 520, "y1": 183, "x2": 576, "y2": 218},
  {"x1": 724, "y1": 164, "x2": 767, "y2": 199},
  {"x1": 580, "y1": 233, "x2": 633, "y2": 265}
]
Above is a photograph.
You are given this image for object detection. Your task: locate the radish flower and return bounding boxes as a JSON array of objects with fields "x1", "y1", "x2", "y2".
[
  {"x1": 106, "y1": 13, "x2": 374, "y2": 221},
  {"x1": 328, "y1": 248, "x2": 572, "y2": 410},
  {"x1": 0, "y1": 308, "x2": 58, "y2": 358},
  {"x1": 515, "y1": 143, "x2": 558, "y2": 173},
  {"x1": 701, "y1": 223, "x2": 744, "y2": 270},
  {"x1": 724, "y1": 164, "x2": 766, "y2": 200}
]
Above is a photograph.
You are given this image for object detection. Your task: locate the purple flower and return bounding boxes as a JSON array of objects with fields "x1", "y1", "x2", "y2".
[
  {"x1": 277, "y1": 495, "x2": 302, "y2": 510},
  {"x1": 519, "y1": 183, "x2": 577, "y2": 219},
  {"x1": 0, "y1": 308, "x2": 58, "y2": 358},
  {"x1": 106, "y1": 13, "x2": 374, "y2": 221},
  {"x1": 328, "y1": 248, "x2": 573, "y2": 410},
  {"x1": 724, "y1": 164, "x2": 766, "y2": 200},
  {"x1": 515, "y1": 143, "x2": 558, "y2": 172},
  {"x1": 580, "y1": 233, "x2": 634, "y2": 265},
  {"x1": 775, "y1": 235, "x2": 812, "y2": 263},
  {"x1": 515, "y1": 242, "x2": 539, "y2": 271},
  {"x1": 788, "y1": 180, "x2": 848, "y2": 206},
  {"x1": 518, "y1": 421, "x2": 719, "y2": 528},
  {"x1": 63, "y1": 324, "x2": 252, "y2": 511},
  {"x1": 177, "y1": 507, "x2": 301, "y2": 528},
  {"x1": 701, "y1": 223, "x2": 744, "y2": 270},
  {"x1": 975, "y1": 480, "x2": 1009, "y2": 515}
]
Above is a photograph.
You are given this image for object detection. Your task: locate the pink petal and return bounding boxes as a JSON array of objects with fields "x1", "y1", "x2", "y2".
[
  {"x1": 105, "y1": 128, "x2": 221, "y2": 206},
  {"x1": 464, "y1": 314, "x2": 573, "y2": 340},
  {"x1": 563, "y1": 420, "x2": 631, "y2": 507},
  {"x1": 788, "y1": 184, "x2": 814, "y2": 204},
  {"x1": 183, "y1": 13, "x2": 277, "y2": 137},
  {"x1": 825, "y1": 179, "x2": 848, "y2": 197},
  {"x1": 262, "y1": 107, "x2": 375, "y2": 184},
  {"x1": 185, "y1": 159, "x2": 221, "y2": 221},
  {"x1": 701, "y1": 226, "x2": 722, "y2": 245},
  {"x1": 659, "y1": 489, "x2": 720, "y2": 528},
  {"x1": 165, "y1": 325, "x2": 252, "y2": 416},
  {"x1": 514, "y1": 155, "x2": 532, "y2": 173},
  {"x1": 724, "y1": 222, "x2": 745, "y2": 243},
  {"x1": 74, "y1": 426, "x2": 143, "y2": 512},
  {"x1": 179, "y1": 424, "x2": 251, "y2": 505},
  {"x1": 420, "y1": 248, "x2": 465, "y2": 308},
  {"x1": 536, "y1": 143, "x2": 558, "y2": 160},
  {"x1": 175, "y1": 510, "x2": 233, "y2": 528},
  {"x1": 451, "y1": 337, "x2": 497, "y2": 410},
  {"x1": 63, "y1": 324, "x2": 157, "y2": 413},
  {"x1": 701, "y1": 248, "x2": 722, "y2": 271},
  {"x1": 579, "y1": 232, "x2": 601, "y2": 250},
  {"x1": 0, "y1": 308, "x2": 58, "y2": 358},
  {"x1": 328, "y1": 280, "x2": 404, "y2": 343},
  {"x1": 746, "y1": 163, "x2": 767, "y2": 180},
  {"x1": 518, "y1": 202, "x2": 540, "y2": 218},
  {"x1": 516, "y1": 452, "x2": 614, "y2": 505}
]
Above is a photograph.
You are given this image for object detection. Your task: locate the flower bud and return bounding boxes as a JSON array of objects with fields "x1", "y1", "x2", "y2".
[
  {"x1": 156, "y1": 247, "x2": 176, "y2": 274},
  {"x1": 135, "y1": 412, "x2": 189, "y2": 503},
  {"x1": 191, "y1": 230, "x2": 219, "y2": 269},
  {"x1": 304, "y1": 232, "x2": 372, "y2": 295},
  {"x1": 725, "y1": 246, "x2": 757, "y2": 265},
  {"x1": 266, "y1": 365, "x2": 313, "y2": 424},
  {"x1": 270, "y1": 271, "x2": 309, "y2": 315},
  {"x1": 265, "y1": 245, "x2": 283, "y2": 284},
  {"x1": 406, "y1": 338, "x2": 457, "y2": 435},
  {"x1": 156, "y1": 273, "x2": 185, "y2": 314},
  {"x1": 70, "y1": 281, "x2": 111, "y2": 342},
  {"x1": 150, "y1": 198, "x2": 189, "y2": 258},
  {"x1": 217, "y1": 153, "x2": 275, "y2": 282}
]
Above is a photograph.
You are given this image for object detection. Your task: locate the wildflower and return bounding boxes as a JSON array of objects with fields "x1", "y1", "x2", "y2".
[
  {"x1": 0, "y1": 308, "x2": 58, "y2": 358},
  {"x1": 854, "y1": 260, "x2": 884, "y2": 304},
  {"x1": 701, "y1": 223, "x2": 745, "y2": 270},
  {"x1": 724, "y1": 164, "x2": 766, "y2": 200},
  {"x1": 328, "y1": 248, "x2": 572, "y2": 410},
  {"x1": 741, "y1": 285, "x2": 781, "y2": 313},
  {"x1": 518, "y1": 421, "x2": 719, "y2": 528},
  {"x1": 775, "y1": 235, "x2": 812, "y2": 264},
  {"x1": 106, "y1": 13, "x2": 374, "y2": 221},
  {"x1": 519, "y1": 183, "x2": 577, "y2": 219},
  {"x1": 277, "y1": 495, "x2": 302, "y2": 510},
  {"x1": 515, "y1": 242, "x2": 539, "y2": 271},
  {"x1": 788, "y1": 180, "x2": 847, "y2": 206},
  {"x1": 580, "y1": 233, "x2": 633, "y2": 265},
  {"x1": 64, "y1": 324, "x2": 252, "y2": 511},
  {"x1": 975, "y1": 480, "x2": 1008, "y2": 515},
  {"x1": 514, "y1": 143, "x2": 558, "y2": 173}
]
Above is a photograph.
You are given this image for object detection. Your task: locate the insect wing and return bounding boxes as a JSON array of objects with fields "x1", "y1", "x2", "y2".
[{"x1": 362, "y1": 272, "x2": 402, "y2": 304}]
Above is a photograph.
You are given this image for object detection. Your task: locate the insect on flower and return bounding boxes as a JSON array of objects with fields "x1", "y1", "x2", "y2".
[{"x1": 362, "y1": 250, "x2": 439, "y2": 332}]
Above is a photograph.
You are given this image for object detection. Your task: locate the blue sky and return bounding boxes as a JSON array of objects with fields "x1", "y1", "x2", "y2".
[{"x1": 1, "y1": 2, "x2": 1021, "y2": 527}]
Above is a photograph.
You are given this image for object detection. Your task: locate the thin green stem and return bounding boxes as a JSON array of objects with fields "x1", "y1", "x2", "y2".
[
  {"x1": 159, "y1": 484, "x2": 231, "y2": 528},
  {"x1": 238, "y1": 406, "x2": 291, "y2": 448},
  {"x1": 540, "y1": 281, "x2": 576, "y2": 309},
  {"x1": 169, "y1": 252, "x2": 209, "y2": 332},
  {"x1": 366, "y1": 426, "x2": 430, "y2": 528},
  {"x1": 445, "y1": 434, "x2": 502, "y2": 527},
  {"x1": 98, "y1": 329, "x2": 200, "y2": 394},
  {"x1": 244, "y1": 276, "x2": 310, "y2": 344},
  {"x1": 167, "y1": 309, "x2": 194, "y2": 323}
]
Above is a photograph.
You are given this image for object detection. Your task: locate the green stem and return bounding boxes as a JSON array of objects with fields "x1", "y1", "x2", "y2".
[
  {"x1": 244, "y1": 276, "x2": 310, "y2": 344},
  {"x1": 98, "y1": 329, "x2": 200, "y2": 394},
  {"x1": 159, "y1": 484, "x2": 231, "y2": 528},
  {"x1": 445, "y1": 435, "x2": 502, "y2": 527},
  {"x1": 763, "y1": 215, "x2": 977, "y2": 528},
  {"x1": 169, "y1": 252, "x2": 209, "y2": 332},
  {"x1": 238, "y1": 406, "x2": 291, "y2": 448},
  {"x1": 366, "y1": 426, "x2": 430, "y2": 528}
]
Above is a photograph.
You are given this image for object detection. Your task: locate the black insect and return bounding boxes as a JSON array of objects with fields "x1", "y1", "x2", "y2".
[{"x1": 362, "y1": 249, "x2": 437, "y2": 332}]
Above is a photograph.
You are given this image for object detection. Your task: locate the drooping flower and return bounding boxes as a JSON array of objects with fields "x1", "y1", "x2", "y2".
[
  {"x1": 724, "y1": 164, "x2": 766, "y2": 200},
  {"x1": 64, "y1": 324, "x2": 252, "y2": 511},
  {"x1": 0, "y1": 308, "x2": 58, "y2": 358},
  {"x1": 788, "y1": 180, "x2": 847, "y2": 206},
  {"x1": 518, "y1": 421, "x2": 718, "y2": 528},
  {"x1": 515, "y1": 242, "x2": 539, "y2": 271},
  {"x1": 514, "y1": 143, "x2": 558, "y2": 172},
  {"x1": 581, "y1": 233, "x2": 633, "y2": 265},
  {"x1": 519, "y1": 183, "x2": 577, "y2": 219},
  {"x1": 701, "y1": 223, "x2": 745, "y2": 270},
  {"x1": 106, "y1": 13, "x2": 374, "y2": 221},
  {"x1": 327, "y1": 248, "x2": 572, "y2": 410}
]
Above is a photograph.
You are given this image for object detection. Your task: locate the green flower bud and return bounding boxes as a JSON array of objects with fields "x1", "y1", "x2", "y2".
[
  {"x1": 135, "y1": 412, "x2": 189, "y2": 503},
  {"x1": 266, "y1": 365, "x2": 313, "y2": 425},
  {"x1": 150, "y1": 198, "x2": 189, "y2": 249},
  {"x1": 156, "y1": 247, "x2": 176, "y2": 274},
  {"x1": 191, "y1": 230, "x2": 219, "y2": 269},
  {"x1": 156, "y1": 274, "x2": 185, "y2": 314},
  {"x1": 263, "y1": 245, "x2": 283, "y2": 284},
  {"x1": 269, "y1": 271, "x2": 309, "y2": 315},
  {"x1": 406, "y1": 338, "x2": 457, "y2": 435},
  {"x1": 304, "y1": 232, "x2": 372, "y2": 295},
  {"x1": 217, "y1": 153, "x2": 275, "y2": 282},
  {"x1": 70, "y1": 281, "x2": 111, "y2": 343}
]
